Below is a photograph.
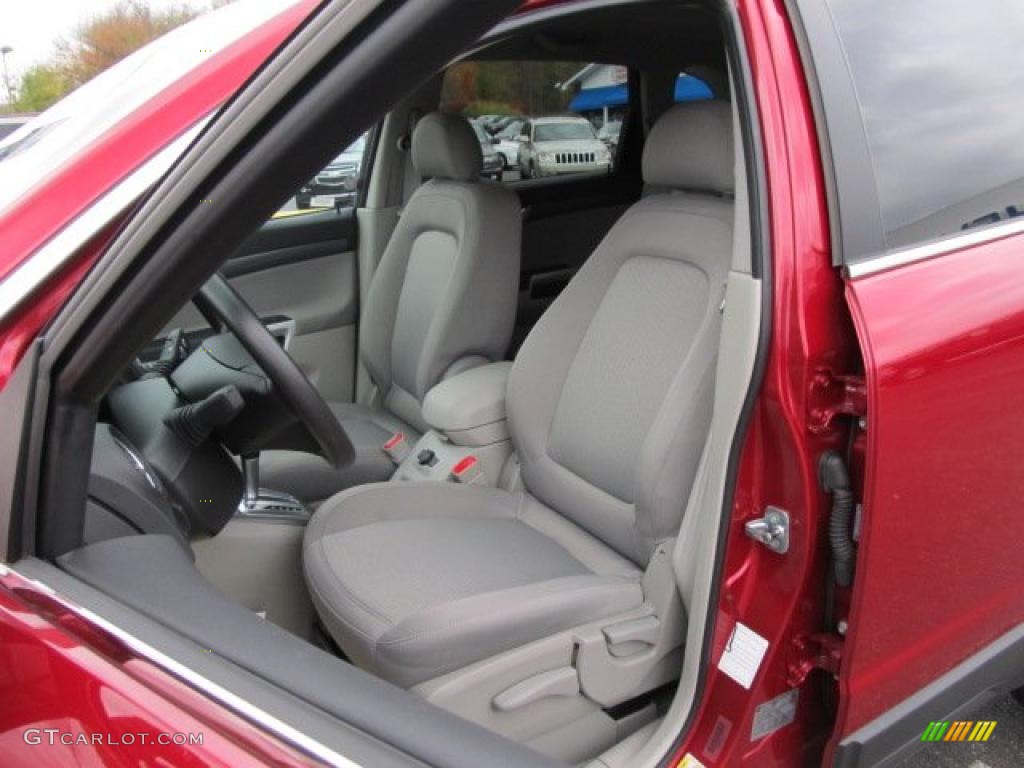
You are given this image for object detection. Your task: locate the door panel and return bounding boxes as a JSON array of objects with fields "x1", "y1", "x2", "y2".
[
  {"x1": 511, "y1": 173, "x2": 640, "y2": 350},
  {"x1": 837, "y1": 235, "x2": 1024, "y2": 743},
  {"x1": 162, "y1": 208, "x2": 358, "y2": 402}
]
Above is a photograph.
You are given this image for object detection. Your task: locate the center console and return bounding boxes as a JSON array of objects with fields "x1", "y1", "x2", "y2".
[{"x1": 391, "y1": 362, "x2": 513, "y2": 487}]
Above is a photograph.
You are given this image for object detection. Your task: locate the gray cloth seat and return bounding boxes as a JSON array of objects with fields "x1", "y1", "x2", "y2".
[
  {"x1": 305, "y1": 482, "x2": 643, "y2": 687},
  {"x1": 263, "y1": 112, "x2": 522, "y2": 503},
  {"x1": 304, "y1": 101, "x2": 734, "y2": 688}
]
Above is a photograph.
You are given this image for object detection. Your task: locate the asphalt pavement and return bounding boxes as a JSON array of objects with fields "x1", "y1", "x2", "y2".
[{"x1": 894, "y1": 695, "x2": 1024, "y2": 768}]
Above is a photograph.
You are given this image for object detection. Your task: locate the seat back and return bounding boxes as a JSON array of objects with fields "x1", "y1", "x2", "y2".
[
  {"x1": 507, "y1": 102, "x2": 734, "y2": 565},
  {"x1": 360, "y1": 112, "x2": 521, "y2": 431}
]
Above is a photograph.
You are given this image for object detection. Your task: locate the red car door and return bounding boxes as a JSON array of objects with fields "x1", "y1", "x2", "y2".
[
  {"x1": 789, "y1": 0, "x2": 1024, "y2": 763},
  {"x1": 838, "y1": 229, "x2": 1024, "y2": 759}
]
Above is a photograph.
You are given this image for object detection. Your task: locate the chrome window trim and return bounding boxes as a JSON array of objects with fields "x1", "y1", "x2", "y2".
[
  {"x1": 846, "y1": 217, "x2": 1024, "y2": 279},
  {"x1": 3, "y1": 563, "x2": 361, "y2": 768},
  {"x1": 0, "y1": 120, "x2": 208, "y2": 326}
]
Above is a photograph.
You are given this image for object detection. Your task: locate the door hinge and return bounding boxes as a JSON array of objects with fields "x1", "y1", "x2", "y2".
[
  {"x1": 787, "y1": 632, "x2": 843, "y2": 686},
  {"x1": 744, "y1": 506, "x2": 790, "y2": 554},
  {"x1": 807, "y1": 368, "x2": 867, "y2": 435}
]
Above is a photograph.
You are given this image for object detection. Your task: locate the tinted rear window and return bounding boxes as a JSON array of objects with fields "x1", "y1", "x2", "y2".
[{"x1": 824, "y1": 0, "x2": 1024, "y2": 251}]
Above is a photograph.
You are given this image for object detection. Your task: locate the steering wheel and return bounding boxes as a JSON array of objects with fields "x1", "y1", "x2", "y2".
[{"x1": 193, "y1": 274, "x2": 354, "y2": 468}]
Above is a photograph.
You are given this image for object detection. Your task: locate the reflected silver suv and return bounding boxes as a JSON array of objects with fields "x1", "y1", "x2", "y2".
[
  {"x1": 295, "y1": 134, "x2": 366, "y2": 209},
  {"x1": 517, "y1": 116, "x2": 611, "y2": 179}
]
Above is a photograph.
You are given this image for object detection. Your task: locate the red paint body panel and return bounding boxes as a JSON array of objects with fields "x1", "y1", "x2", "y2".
[
  {"x1": 0, "y1": 227, "x2": 116, "y2": 393},
  {"x1": 837, "y1": 236, "x2": 1024, "y2": 734},
  {"x1": 0, "y1": 569, "x2": 317, "y2": 766}
]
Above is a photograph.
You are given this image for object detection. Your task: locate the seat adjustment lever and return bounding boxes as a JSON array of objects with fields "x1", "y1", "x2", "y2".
[
  {"x1": 492, "y1": 667, "x2": 579, "y2": 712},
  {"x1": 602, "y1": 615, "x2": 661, "y2": 657}
]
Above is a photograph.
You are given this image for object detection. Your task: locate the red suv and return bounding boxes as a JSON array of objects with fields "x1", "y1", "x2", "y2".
[{"x1": 0, "y1": 0, "x2": 1021, "y2": 766}]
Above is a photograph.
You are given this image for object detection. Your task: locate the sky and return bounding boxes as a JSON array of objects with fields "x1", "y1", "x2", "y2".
[{"x1": 1, "y1": 0, "x2": 215, "y2": 79}]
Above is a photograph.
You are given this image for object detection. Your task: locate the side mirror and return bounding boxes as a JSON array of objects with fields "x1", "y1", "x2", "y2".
[
  {"x1": 490, "y1": 136, "x2": 500, "y2": 145},
  {"x1": 517, "y1": 135, "x2": 529, "y2": 143}
]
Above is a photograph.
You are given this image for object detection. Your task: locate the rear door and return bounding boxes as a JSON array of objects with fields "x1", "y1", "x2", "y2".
[
  {"x1": 159, "y1": 150, "x2": 367, "y2": 404},
  {"x1": 793, "y1": 0, "x2": 1024, "y2": 763}
]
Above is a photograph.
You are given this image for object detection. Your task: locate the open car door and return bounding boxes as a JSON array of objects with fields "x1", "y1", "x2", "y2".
[
  {"x1": 787, "y1": 0, "x2": 1024, "y2": 763},
  {"x1": 832, "y1": 238, "x2": 1024, "y2": 766}
]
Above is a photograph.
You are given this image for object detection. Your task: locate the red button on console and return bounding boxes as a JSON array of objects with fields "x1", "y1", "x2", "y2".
[{"x1": 451, "y1": 455, "x2": 478, "y2": 476}]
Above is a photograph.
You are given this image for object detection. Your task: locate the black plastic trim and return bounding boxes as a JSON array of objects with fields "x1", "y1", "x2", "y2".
[
  {"x1": 223, "y1": 239, "x2": 351, "y2": 278},
  {"x1": 787, "y1": 0, "x2": 886, "y2": 266},
  {"x1": 0, "y1": 342, "x2": 40, "y2": 561},
  {"x1": 833, "y1": 623, "x2": 1024, "y2": 768},
  {"x1": 518, "y1": 173, "x2": 642, "y2": 222},
  {"x1": 237, "y1": 205, "x2": 356, "y2": 254}
]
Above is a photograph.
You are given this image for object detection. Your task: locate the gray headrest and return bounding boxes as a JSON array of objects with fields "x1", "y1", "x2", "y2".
[
  {"x1": 642, "y1": 101, "x2": 734, "y2": 193},
  {"x1": 412, "y1": 112, "x2": 483, "y2": 182}
]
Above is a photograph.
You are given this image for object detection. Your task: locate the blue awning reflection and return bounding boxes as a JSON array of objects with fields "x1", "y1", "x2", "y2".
[{"x1": 569, "y1": 75, "x2": 713, "y2": 112}]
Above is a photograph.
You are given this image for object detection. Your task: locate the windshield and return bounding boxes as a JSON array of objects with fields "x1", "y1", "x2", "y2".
[
  {"x1": 0, "y1": 0, "x2": 302, "y2": 215},
  {"x1": 497, "y1": 121, "x2": 524, "y2": 139},
  {"x1": 534, "y1": 122, "x2": 596, "y2": 142}
]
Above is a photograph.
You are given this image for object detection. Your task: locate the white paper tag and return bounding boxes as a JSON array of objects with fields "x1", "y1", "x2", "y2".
[{"x1": 718, "y1": 622, "x2": 769, "y2": 689}]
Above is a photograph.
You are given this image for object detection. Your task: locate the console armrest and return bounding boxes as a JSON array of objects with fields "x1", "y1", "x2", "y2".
[{"x1": 423, "y1": 362, "x2": 512, "y2": 445}]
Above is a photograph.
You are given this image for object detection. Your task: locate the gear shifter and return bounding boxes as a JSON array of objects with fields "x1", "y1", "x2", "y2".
[{"x1": 237, "y1": 453, "x2": 309, "y2": 520}]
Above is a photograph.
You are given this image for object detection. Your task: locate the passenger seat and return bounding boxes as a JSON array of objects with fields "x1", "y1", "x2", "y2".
[{"x1": 262, "y1": 112, "x2": 522, "y2": 503}]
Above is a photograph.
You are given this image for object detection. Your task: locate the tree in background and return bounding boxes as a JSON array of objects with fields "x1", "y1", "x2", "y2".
[
  {"x1": 441, "y1": 60, "x2": 586, "y2": 118},
  {"x1": 14, "y1": 64, "x2": 66, "y2": 112},
  {"x1": 55, "y1": 0, "x2": 197, "y2": 89},
  {"x1": 14, "y1": 0, "x2": 208, "y2": 112}
]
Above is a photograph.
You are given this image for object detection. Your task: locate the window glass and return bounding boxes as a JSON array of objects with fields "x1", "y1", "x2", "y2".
[
  {"x1": 275, "y1": 133, "x2": 368, "y2": 217},
  {"x1": 825, "y1": 0, "x2": 1024, "y2": 251},
  {"x1": 534, "y1": 122, "x2": 596, "y2": 142},
  {"x1": 0, "y1": 0, "x2": 304, "y2": 216},
  {"x1": 496, "y1": 120, "x2": 526, "y2": 139},
  {"x1": 440, "y1": 61, "x2": 623, "y2": 182}
]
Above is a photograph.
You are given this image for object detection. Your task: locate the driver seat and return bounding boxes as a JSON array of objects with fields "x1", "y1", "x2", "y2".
[
  {"x1": 304, "y1": 102, "x2": 734, "y2": 758},
  {"x1": 262, "y1": 112, "x2": 522, "y2": 502}
]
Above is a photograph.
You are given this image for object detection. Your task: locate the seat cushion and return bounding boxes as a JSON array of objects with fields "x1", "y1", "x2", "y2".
[
  {"x1": 304, "y1": 482, "x2": 643, "y2": 687},
  {"x1": 260, "y1": 402, "x2": 418, "y2": 504}
]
